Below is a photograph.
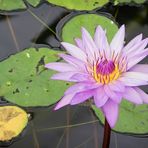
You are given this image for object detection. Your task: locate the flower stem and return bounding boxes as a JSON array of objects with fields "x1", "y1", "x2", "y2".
[{"x1": 102, "y1": 118, "x2": 111, "y2": 148}]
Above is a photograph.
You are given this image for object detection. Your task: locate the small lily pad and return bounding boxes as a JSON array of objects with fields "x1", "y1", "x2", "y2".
[
  {"x1": 47, "y1": 0, "x2": 109, "y2": 11},
  {"x1": 60, "y1": 13, "x2": 118, "y2": 44},
  {"x1": 27, "y1": 0, "x2": 41, "y2": 7},
  {"x1": 0, "y1": 106, "x2": 28, "y2": 141},
  {"x1": 0, "y1": 0, "x2": 41, "y2": 11},
  {"x1": 0, "y1": 47, "x2": 72, "y2": 107},
  {"x1": 114, "y1": 0, "x2": 146, "y2": 5},
  {"x1": 92, "y1": 100, "x2": 148, "y2": 134}
]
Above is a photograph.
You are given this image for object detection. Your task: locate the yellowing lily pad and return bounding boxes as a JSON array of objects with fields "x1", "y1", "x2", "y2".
[
  {"x1": 0, "y1": 106, "x2": 28, "y2": 141},
  {"x1": 0, "y1": 47, "x2": 72, "y2": 107},
  {"x1": 60, "y1": 13, "x2": 118, "y2": 44},
  {"x1": 92, "y1": 100, "x2": 148, "y2": 134},
  {"x1": 47, "y1": 0, "x2": 109, "y2": 11}
]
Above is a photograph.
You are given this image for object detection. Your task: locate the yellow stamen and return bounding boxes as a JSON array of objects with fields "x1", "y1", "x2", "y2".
[{"x1": 93, "y1": 64, "x2": 120, "y2": 84}]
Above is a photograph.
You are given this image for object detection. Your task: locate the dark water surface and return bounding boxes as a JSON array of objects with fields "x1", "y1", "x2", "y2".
[{"x1": 0, "y1": 2, "x2": 148, "y2": 148}]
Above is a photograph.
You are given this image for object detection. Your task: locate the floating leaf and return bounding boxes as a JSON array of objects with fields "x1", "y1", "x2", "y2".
[
  {"x1": 0, "y1": 0, "x2": 109, "y2": 11},
  {"x1": 92, "y1": 100, "x2": 148, "y2": 134},
  {"x1": 0, "y1": 0, "x2": 26, "y2": 11},
  {"x1": 61, "y1": 14, "x2": 118, "y2": 44},
  {"x1": 27, "y1": 0, "x2": 41, "y2": 7},
  {"x1": 0, "y1": 48, "x2": 72, "y2": 107},
  {"x1": 0, "y1": 0, "x2": 41, "y2": 11},
  {"x1": 0, "y1": 106, "x2": 28, "y2": 141},
  {"x1": 114, "y1": 0, "x2": 146, "y2": 5},
  {"x1": 47, "y1": 0, "x2": 109, "y2": 11}
]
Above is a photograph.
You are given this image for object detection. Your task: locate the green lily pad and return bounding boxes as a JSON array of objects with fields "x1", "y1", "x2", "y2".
[
  {"x1": 114, "y1": 0, "x2": 146, "y2": 5},
  {"x1": 0, "y1": 0, "x2": 41, "y2": 11},
  {"x1": 61, "y1": 14, "x2": 118, "y2": 44},
  {"x1": 0, "y1": 0, "x2": 109, "y2": 11},
  {"x1": 47, "y1": 0, "x2": 109, "y2": 11},
  {"x1": 0, "y1": 0, "x2": 26, "y2": 11},
  {"x1": 92, "y1": 100, "x2": 148, "y2": 134},
  {"x1": 0, "y1": 47, "x2": 72, "y2": 107},
  {"x1": 27, "y1": 0, "x2": 41, "y2": 7}
]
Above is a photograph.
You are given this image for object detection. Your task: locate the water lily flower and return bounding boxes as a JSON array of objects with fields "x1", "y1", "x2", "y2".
[{"x1": 45, "y1": 25, "x2": 148, "y2": 128}]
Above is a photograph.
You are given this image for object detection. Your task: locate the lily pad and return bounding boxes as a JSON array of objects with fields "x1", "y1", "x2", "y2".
[
  {"x1": 0, "y1": 0, "x2": 41, "y2": 11},
  {"x1": 0, "y1": 106, "x2": 28, "y2": 141},
  {"x1": 0, "y1": 47, "x2": 72, "y2": 107},
  {"x1": 0, "y1": 0, "x2": 25, "y2": 11},
  {"x1": 47, "y1": 0, "x2": 109, "y2": 11},
  {"x1": 0, "y1": 0, "x2": 109, "y2": 11},
  {"x1": 114, "y1": 0, "x2": 146, "y2": 5},
  {"x1": 92, "y1": 100, "x2": 148, "y2": 134},
  {"x1": 27, "y1": 0, "x2": 41, "y2": 7},
  {"x1": 60, "y1": 14, "x2": 118, "y2": 44}
]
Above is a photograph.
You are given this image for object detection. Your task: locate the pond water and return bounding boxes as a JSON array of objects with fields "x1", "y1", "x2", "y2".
[{"x1": 0, "y1": 2, "x2": 148, "y2": 148}]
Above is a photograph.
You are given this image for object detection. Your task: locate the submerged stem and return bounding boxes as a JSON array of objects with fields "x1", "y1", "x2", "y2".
[
  {"x1": 27, "y1": 9, "x2": 56, "y2": 35},
  {"x1": 102, "y1": 118, "x2": 111, "y2": 148}
]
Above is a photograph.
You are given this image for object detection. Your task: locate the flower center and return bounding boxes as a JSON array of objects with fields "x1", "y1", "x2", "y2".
[
  {"x1": 97, "y1": 60, "x2": 115, "y2": 75},
  {"x1": 93, "y1": 60, "x2": 120, "y2": 84}
]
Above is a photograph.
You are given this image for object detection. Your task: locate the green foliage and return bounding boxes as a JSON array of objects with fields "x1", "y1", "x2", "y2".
[
  {"x1": 0, "y1": 0, "x2": 146, "y2": 11},
  {"x1": 0, "y1": 0, "x2": 109, "y2": 11},
  {"x1": 61, "y1": 14, "x2": 118, "y2": 44},
  {"x1": 92, "y1": 100, "x2": 148, "y2": 134},
  {"x1": 47, "y1": 0, "x2": 109, "y2": 11},
  {"x1": 0, "y1": 0, "x2": 41, "y2": 11},
  {"x1": 27, "y1": 0, "x2": 41, "y2": 6},
  {"x1": 114, "y1": 0, "x2": 146, "y2": 5},
  {"x1": 0, "y1": 0, "x2": 25, "y2": 11},
  {"x1": 0, "y1": 48, "x2": 72, "y2": 107}
]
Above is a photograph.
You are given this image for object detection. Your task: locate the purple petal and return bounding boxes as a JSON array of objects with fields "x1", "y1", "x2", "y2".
[
  {"x1": 127, "y1": 48, "x2": 148, "y2": 70},
  {"x1": 71, "y1": 73, "x2": 92, "y2": 82},
  {"x1": 94, "y1": 26, "x2": 110, "y2": 58},
  {"x1": 130, "y1": 64, "x2": 148, "y2": 73},
  {"x1": 45, "y1": 62, "x2": 77, "y2": 72},
  {"x1": 110, "y1": 25, "x2": 125, "y2": 54},
  {"x1": 102, "y1": 100, "x2": 119, "y2": 128},
  {"x1": 75, "y1": 38, "x2": 85, "y2": 51},
  {"x1": 51, "y1": 72, "x2": 78, "y2": 82},
  {"x1": 70, "y1": 90, "x2": 94, "y2": 105},
  {"x1": 126, "y1": 38, "x2": 148, "y2": 58},
  {"x1": 81, "y1": 27, "x2": 99, "y2": 60},
  {"x1": 54, "y1": 93, "x2": 75, "y2": 110},
  {"x1": 134, "y1": 87, "x2": 148, "y2": 104},
  {"x1": 104, "y1": 85, "x2": 122, "y2": 104},
  {"x1": 94, "y1": 87, "x2": 109, "y2": 107},
  {"x1": 123, "y1": 34, "x2": 142, "y2": 52},
  {"x1": 108, "y1": 80, "x2": 125, "y2": 92},
  {"x1": 61, "y1": 42, "x2": 87, "y2": 62},
  {"x1": 59, "y1": 53, "x2": 86, "y2": 71},
  {"x1": 65, "y1": 82, "x2": 101, "y2": 95},
  {"x1": 119, "y1": 77, "x2": 147, "y2": 86},
  {"x1": 94, "y1": 26, "x2": 106, "y2": 49},
  {"x1": 119, "y1": 71, "x2": 148, "y2": 86},
  {"x1": 123, "y1": 87, "x2": 143, "y2": 104}
]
